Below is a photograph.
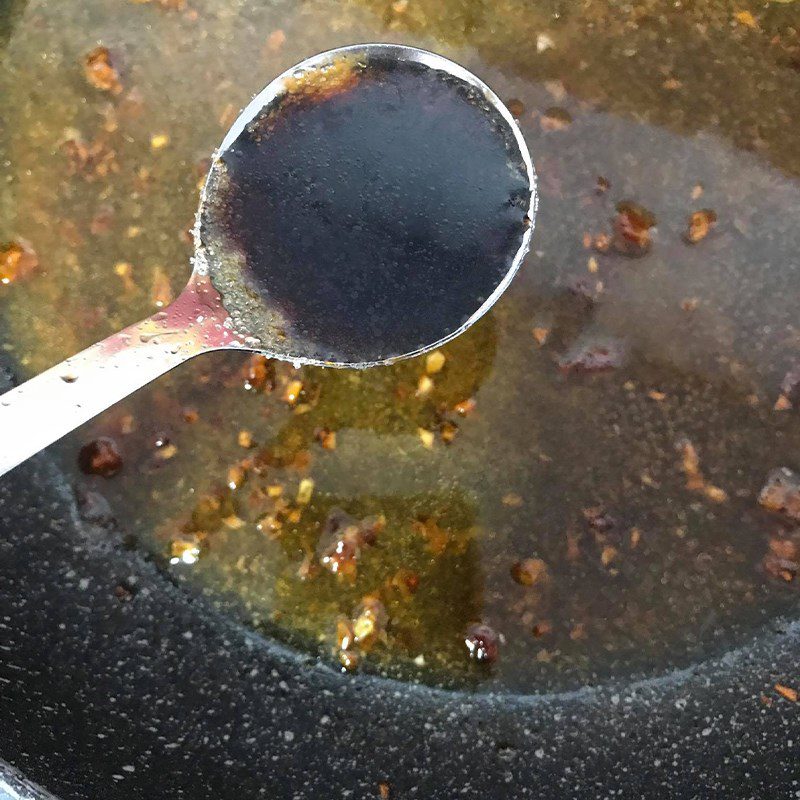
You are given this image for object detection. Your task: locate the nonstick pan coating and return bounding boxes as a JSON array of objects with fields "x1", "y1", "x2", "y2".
[
  {"x1": 2, "y1": 357, "x2": 800, "y2": 798},
  {"x1": 2, "y1": 0, "x2": 800, "y2": 793}
]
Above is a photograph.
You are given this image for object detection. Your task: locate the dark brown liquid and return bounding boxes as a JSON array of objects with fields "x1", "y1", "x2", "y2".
[{"x1": 206, "y1": 55, "x2": 531, "y2": 363}]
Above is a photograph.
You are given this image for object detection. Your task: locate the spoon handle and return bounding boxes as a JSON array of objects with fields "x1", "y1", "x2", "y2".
[{"x1": 0, "y1": 274, "x2": 236, "y2": 477}]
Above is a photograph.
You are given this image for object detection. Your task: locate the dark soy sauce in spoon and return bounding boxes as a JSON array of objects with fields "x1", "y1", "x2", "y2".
[{"x1": 201, "y1": 53, "x2": 532, "y2": 365}]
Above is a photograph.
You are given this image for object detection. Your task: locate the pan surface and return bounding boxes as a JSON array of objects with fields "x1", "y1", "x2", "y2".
[
  {"x1": 2, "y1": 0, "x2": 800, "y2": 796},
  {"x1": 2, "y1": 382, "x2": 800, "y2": 797}
]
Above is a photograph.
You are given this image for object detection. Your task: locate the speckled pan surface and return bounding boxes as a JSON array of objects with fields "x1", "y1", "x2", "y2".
[
  {"x1": 1, "y1": 359, "x2": 800, "y2": 799},
  {"x1": 3, "y1": 0, "x2": 800, "y2": 794}
]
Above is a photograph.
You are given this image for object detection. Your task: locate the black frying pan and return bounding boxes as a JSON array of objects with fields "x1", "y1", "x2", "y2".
[{"x1": 2, "y1": 1, "x2": 800, "y2": 796}]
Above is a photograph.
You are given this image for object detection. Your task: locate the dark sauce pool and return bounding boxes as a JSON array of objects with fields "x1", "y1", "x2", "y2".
[
  {"x1": 3, "y1": 0, "x2": 800, "y2": 696},
  {"x1": 200, "y1": 52, "x2": 532, "y2": 364}
]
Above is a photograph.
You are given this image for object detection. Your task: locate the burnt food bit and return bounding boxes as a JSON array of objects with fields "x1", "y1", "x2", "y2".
[
  {"x1": 506, "y1": 98, "x2": 525, "y2": 118},
  {"x1": 82, "y1": 46, "x2": 123, "y2": 95},
  {"x1": 74, "y1": 485, "x2": 116, "y2": 527},
  {"x1": 612, "y1": 201, "x2": 656, "y2": 256},
  {"x1": 759, "y1": 468, "x2": 800, "y2": 523},
  {"x1": 510, "y1": 558, "x2": 549, "y2": 587},
  {"x1": 558, "y1": 338, "x2": 626, "y2": 373},
  {"x1": 540, "y1": 107, "x2": 573, "y2": 131},
  {"x1": 762, "y1": 533, "x2": 800, "y2": 583},
  {"x1": 78, "y1": 437, "x2": 123, "y2": 477},
  {"x1": 775, "y1": 361, "x2": 800, "y2": 410},
  {"x1": 316, "y1": 508, "x2": 384, "y2": 579}
]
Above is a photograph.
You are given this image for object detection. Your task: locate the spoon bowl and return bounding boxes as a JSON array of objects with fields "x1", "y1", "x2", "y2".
[{"x1": 196, "y1": 43, "x2": 537, "y2": 366}]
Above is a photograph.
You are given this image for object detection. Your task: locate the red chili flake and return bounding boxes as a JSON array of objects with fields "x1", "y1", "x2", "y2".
[
  {"x1": 593, "y1": 232, "x2": 612, "y2": 253},
  {"x1": 775, "y1": 683, "x2": 798, "y2": 703},
  {"x1": 532, "y1": 621, "x2": 552, "y2": 637},
  {"x1": 389, "y1": 568, "x2": 420, "y2": 598},
  {"x1": 316, "y1": 509, "x2": 384, "y2": 578},
  {"x1": 352, "y1": 596, "x2": 388, "y2": 648},
  {"x1": 242, "y1": 354, "x2": 275, "y2": 392},
  {"x1": 60, "y1": 135, "x2": 118, "y2": 180},
  {"x1": 453, "y1": 398, "x2": 476, "y2": 417},
  {"x1": 763, "y1": 534, "x2": 800, "y2": 583},
  {"x1": 114, "y1": 582, "x2": 135, "y2": 602},
  {"x1": 763, "y1": 552, "x2": 798, "y2": 583},
  {"x1": 439, "y1": 419, "x2": 458, "y2": 444},
  {"x1": 314, "y1": 427, "x2": 337, "y2": 450}
]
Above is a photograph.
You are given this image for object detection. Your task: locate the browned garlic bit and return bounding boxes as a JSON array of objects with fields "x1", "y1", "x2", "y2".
[
  {"x1": 678, "y1": 439, "x2": 728, "y2": 504},
  {"x1": 334, "y1": 596, "x2": 388, "y2": 671},
  {"x1": 83, "y1": 46, "x2": 123, "y2": 95},
  {"x1": 684, "y1": 209, "x2": 717, "y2": 243},
  {"x1": 759, "y1": 468, "x2": 800, "y2": 523},
  {"x1": 0, "y1": 239, "x2": 38, "y2": 285}
]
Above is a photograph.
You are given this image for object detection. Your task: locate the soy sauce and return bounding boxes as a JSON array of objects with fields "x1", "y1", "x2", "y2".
[{"x1": 203, "y1": 54, "x2": 532, "y2": 364}]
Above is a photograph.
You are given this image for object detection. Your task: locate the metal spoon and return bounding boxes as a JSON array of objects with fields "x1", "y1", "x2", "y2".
[{"x1": 0, "y1": 43, "x2": 536, "y2": 477}]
